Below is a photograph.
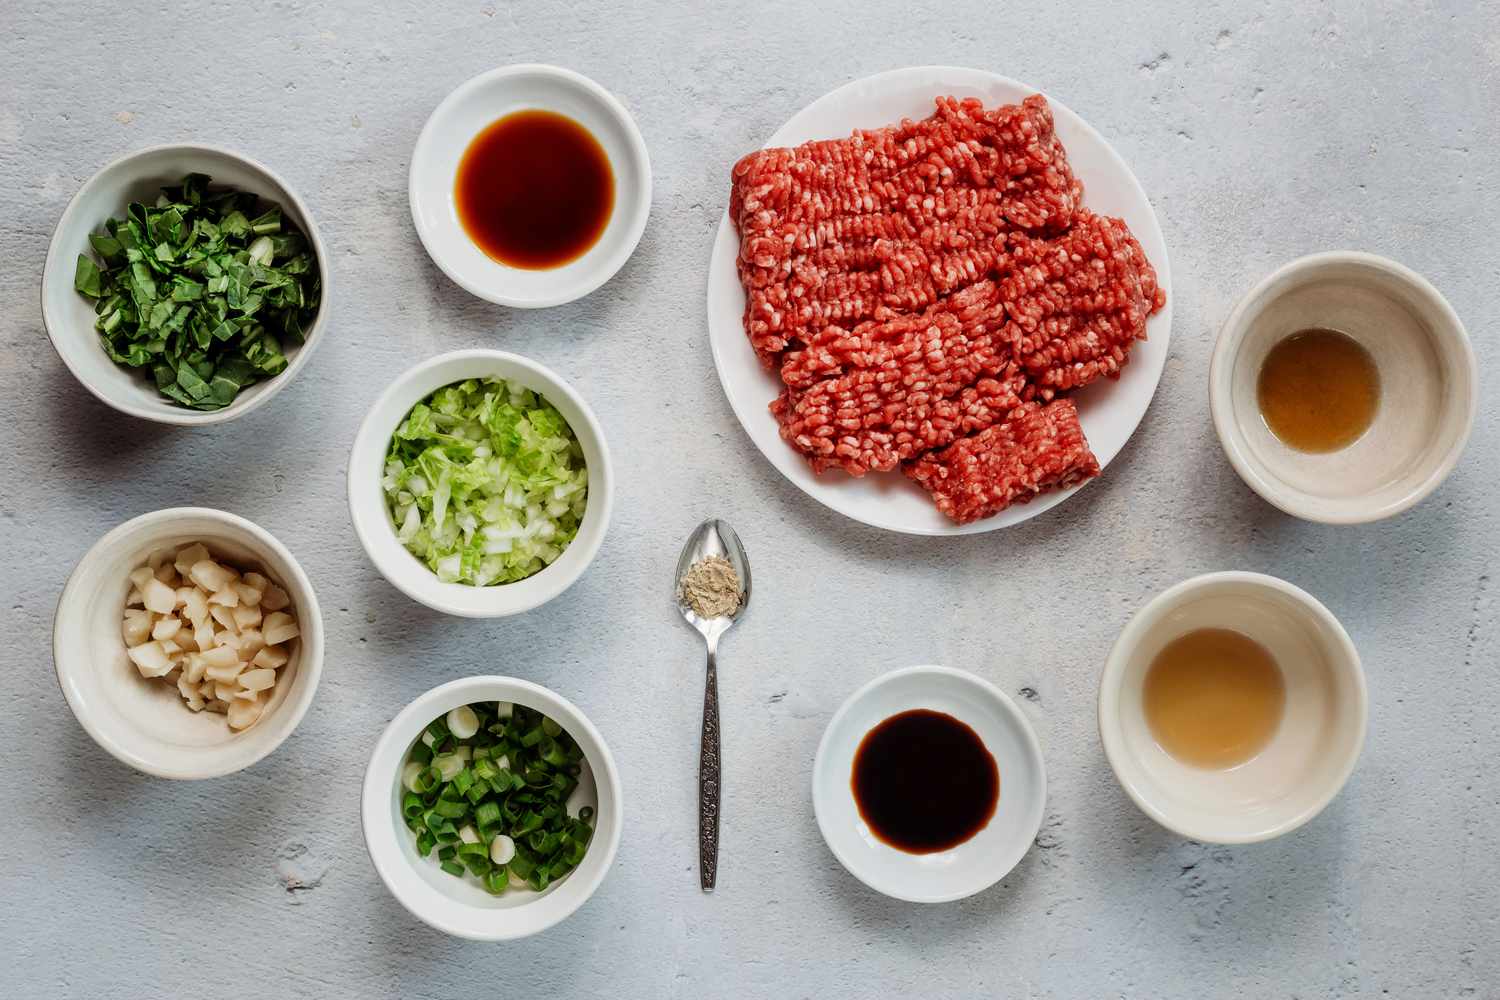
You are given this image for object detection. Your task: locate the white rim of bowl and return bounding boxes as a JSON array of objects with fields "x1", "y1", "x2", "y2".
[
  {"x1": 811, "y1": 664, "x2": 1047, "y2": 903},
  {"x1": 1209, "y1": 250, "x2": 1478, "y2": 524},
  {"x1": 41, "y1": 143, "x2": 332, "y2": 426},
  {"x1": 407, "y1": 63, "x2": 652, "y2": 308},
  {"x1": 1096, "y1": 570, "x2": 1368, "y2": 843},
  {"x1": 361, "y1": 675, "x2": 623, "y2": 940},
  {"x1": 347, "y1": 348, "x2": 614, "y2": 618},
  {"x1": 52, "y1": 506, "x2": 325, "y2": 779}
]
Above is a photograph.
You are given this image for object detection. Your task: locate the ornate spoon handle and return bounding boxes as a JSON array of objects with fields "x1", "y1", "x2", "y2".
[{"x1": 699, "y1": 641, "x2": 720, "y2": 891}]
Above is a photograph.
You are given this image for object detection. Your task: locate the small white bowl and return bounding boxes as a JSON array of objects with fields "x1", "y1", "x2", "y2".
[
  {"x1": 812, "y1": 666, "x2": 1046, "y2": 903},
  {"x1": 1210, "y1": 251, "x2": 1476, "y2": 523},
  {"x1": 41, "y1": 144, "x2": 331, "y2": 426},
  {"x1": 348, "y1": 349, "x2": 613, "y2": 618},
  {"x1": 1098, "y1": 572, "x2": 1366, "y2": 844},
  {"x1": 53, "y1": 507, "x2": 324, "y2": 779},
  {"x1": 409, "y1": 64, "x2": 651, "y2": 308},
  {"x1": 362, "y1": 675, "x2": 622, "y2": 941}
]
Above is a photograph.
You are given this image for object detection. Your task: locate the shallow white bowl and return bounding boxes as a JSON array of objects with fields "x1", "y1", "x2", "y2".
[
  {"x1": 53, "y1": 507, "x2": 324, "y2": 779},
  {"x1": 41, "y1": 144, "x2": 331, "y2": 426},
  {"x1": 362, "y1": 675, "x2": 622, "y2": 940},
  {"x1": 348, "y1": 349, "x2": 613, "y2": 617},
  {"x1": 1210, "y1": 251, "x2": 1476, "y2": 523},
  {"x1": 812, "y1": 666, "x2": 1046, "y2": 903},
  {"x1": 409, "y1": 64, "x2": 651, "y2": 308},
  {"x1": 1098, "y1": 572, "x2": 1366, "y2": 844}
]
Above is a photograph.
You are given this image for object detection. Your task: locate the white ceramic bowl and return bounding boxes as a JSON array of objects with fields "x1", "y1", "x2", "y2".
[
  {"x1": 41, "y1": 144, "x2": 331, "y2": 426},
  {"x1": 362, "y1": 675, "x2": 622, "y2": 940},
  {"x1": 409, "y1": 64, "x2": 651, "y2": 307},
  {"x1": 812, "y1": 666, "x2": 1046, "y2": 903},
  {"x1": 1098, "y1": 572, "x2": 1366, "y2": 844},
  {"x1": 53, "y1": 507, "x2": 324, "y2": 779},
  {"x1": 348, "y1": 349, "x2": 613, "y2": 617},
  {"x1": 1210, "y1": 251, "x2": 1476, "y2": 523}
]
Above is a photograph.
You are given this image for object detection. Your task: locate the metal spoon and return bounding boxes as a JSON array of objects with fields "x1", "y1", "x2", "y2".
[{"x1": 674, "y1": 518, "x2": 751, "y2": 892}]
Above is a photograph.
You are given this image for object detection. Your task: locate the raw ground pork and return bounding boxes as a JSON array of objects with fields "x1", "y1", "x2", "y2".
[
  {"x1": 732, "y1": 94, "x2": 1082, "y2": 367},
  {"x1": 903, "y1": 399, "x2": 1101, "y2": 524},
  {"x1": 728, "y1": 94, "x2": 1165, "y2": 522}
]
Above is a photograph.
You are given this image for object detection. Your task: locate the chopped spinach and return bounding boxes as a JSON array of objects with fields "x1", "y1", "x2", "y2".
[{"x1": 73, "y1": 173, "x2": 321, "y2": 411}]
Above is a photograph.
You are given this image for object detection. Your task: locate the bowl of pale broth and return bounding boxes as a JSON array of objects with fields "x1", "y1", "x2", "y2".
[
  {"x1": 1210, "y1": 251, "x2": 1476, "y2": 523},
  {"x1": 1097, "y1": 571, "x2": 1366, "y2": 844}
]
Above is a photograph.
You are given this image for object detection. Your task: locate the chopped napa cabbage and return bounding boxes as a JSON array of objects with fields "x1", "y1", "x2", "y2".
[{"x1": 382, "y1": 377, "x2": 588, "y2": 586}]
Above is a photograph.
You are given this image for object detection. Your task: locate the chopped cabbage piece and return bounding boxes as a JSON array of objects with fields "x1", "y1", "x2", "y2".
[{"x1": 381, "y1": 377, "x2": 588, "y2": 586}]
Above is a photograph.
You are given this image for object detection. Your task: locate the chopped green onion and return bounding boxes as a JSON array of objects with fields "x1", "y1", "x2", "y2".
[{"x1": 400, "y1": 702, "x2": 593, "y2": 897}]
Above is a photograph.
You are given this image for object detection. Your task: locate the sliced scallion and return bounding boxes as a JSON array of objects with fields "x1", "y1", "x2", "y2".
[{"x1": 399, "y1": 701, "x2": 594, "y2": 896}]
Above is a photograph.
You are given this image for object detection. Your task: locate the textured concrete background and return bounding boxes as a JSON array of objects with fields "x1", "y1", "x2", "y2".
[{"x1": 2, "y1": 1, "x2": 1496, "y2": 997}]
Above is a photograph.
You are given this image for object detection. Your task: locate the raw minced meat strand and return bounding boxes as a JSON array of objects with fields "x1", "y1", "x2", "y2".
[
  {"x1": 777, "y1": 211, "x2": 1165, "y2": 395},
  {"x1": 732, "y1": 96, "x2": 1079, "y2": 234},
  {"x1": 738, "y1": 184, "x2": 1045, "y2": 283},
  {"x1": 772, "y1": 371, "x2": 1027, "y2": 478},
  {"x1": 770, "y1": 301, "x2": 1027, "y2": 476},
  {"x1": 741, "y1": 224, "x2": 1011, "y2": 369},
  {"x1": 995, "y1": 212, "x2": 1165, "y2": 394},
  {"x1": 731, "y1": 95, "x2": 1083, "y2": 366},
  {"x1": 780, "y1": 279, "x2": 1005, "y2": 389},
  {"x1": 903, "y1": 398, "x2": 1101, "y2": 524}
]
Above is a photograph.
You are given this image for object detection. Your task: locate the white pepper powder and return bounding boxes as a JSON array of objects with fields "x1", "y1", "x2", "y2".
[{"x1": 678, "y1": 555, "x2": 741, "y2": 619}]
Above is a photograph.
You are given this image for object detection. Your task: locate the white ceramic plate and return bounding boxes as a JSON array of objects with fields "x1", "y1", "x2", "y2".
[
  {"x1": 706, "y1": 66, "x2": 1174, "y2": 535},
  {"x1": 812, "y1": 666, "x2": 1046, "y2": 903}
]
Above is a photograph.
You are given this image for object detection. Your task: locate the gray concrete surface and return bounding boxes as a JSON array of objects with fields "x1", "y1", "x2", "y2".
[{"x1": 2, "y1": 1, "x2": 1496, "y2": 997}]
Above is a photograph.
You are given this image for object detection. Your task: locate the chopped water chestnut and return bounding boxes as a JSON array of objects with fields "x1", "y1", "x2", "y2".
[{"x1": 120, "y1": 543, "x2": 299, "y2": 730}]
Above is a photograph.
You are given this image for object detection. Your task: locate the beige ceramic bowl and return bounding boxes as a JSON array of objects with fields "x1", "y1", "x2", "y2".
[
  {"x1": 53, "y1": 507, "x2": 324, "y2": 779},
  {"x1": 1098, "y1": 572, "x2": 1366, "y2": 844},
  {"x1": 1210, "y1": 251, "x2": 1476, "y2": 523}
]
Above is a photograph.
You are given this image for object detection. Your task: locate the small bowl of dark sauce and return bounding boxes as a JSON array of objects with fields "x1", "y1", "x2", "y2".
[
  {"x1": 1211, "y1": 252, "x2": 1476, "y2": 523},
  {"x1": 410, "y1": 64, "x2": 651, "y2": 308},
  {"x1": 813, "y1": 665, "x2": 1046, "y2": 903}
]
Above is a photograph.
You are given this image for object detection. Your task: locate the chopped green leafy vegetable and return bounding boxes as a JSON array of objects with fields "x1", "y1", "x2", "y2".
[
  {"x1": 72, "y1": 173, "x2": 320, "y2": 410},
  {"x1": 402, "y1": 703, "x2": 595, "y2": 894},
  {"x1": 382, "y1": 377, "x2": 588, "y2": 586}
]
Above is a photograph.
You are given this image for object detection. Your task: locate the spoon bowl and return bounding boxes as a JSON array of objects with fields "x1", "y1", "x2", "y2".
[
  {"x1": 675, "y1": 519, "x2": 752, "y2": 634},
  {"x1": 674, "y1": 519, "x2": 750, "y2": 892}
]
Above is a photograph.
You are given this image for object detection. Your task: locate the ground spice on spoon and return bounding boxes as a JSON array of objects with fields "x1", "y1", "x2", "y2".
[{"x1": 678, "y1": 555, "x2": 742, "y2": 619}]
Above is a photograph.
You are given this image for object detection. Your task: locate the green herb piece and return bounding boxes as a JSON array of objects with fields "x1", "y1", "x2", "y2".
[
  {"x1": 381, "y1": 377, "x2": 588, "y2": 586},
  {"x1": 400, "y1": 702, "x2": 593, "y2": 896},
  {"x1": 72, "y1": 172, "x2": 320, "y2": 410}
]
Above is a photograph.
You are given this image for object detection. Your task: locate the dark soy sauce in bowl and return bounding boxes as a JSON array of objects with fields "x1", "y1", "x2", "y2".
[
  {"x1": 851, "y1": 709, "x2": 999, "y2": 854},
  {"x1": 454, "y1": 110, "x2": 614, "y2": 270}
]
